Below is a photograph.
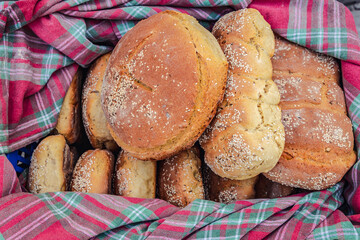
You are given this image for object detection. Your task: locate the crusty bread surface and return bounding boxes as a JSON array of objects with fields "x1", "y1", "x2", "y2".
[
  {"x1": 82, "y1": 53, "x2": 119, "y2": 152},
  {"x1": 200, "y1": 9, "x2": 285, "y2": 180},
  {"x1": 114, "y1": 150, "x2": 156, "y2": 198},
  {"x1": 71, "y1": 149, "x2": 114, "y2": 194},
  {"x1": 203, "y1": 163, "x2": 257, "y2": 203},
  {"x1": 157, "y1": 147, "x2": 204, "y2": 207},
  {"x1": 101, "y1": 10, "x2": 228, "y2": 160},
  {"x1": 255, "y1": 174, "x2": 294, "y2": 199},
  {"x1": 28, "y1": 135, "x2": 72, "y2": 194},
  {"x1": 263, "y1": 36, "x2": 356, "y2": 190},
  {"x1": 55, "y1": 69, "x2": 83, "y2": 144}
]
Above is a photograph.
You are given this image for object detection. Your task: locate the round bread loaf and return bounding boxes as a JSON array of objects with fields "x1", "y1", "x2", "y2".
[
  {"x1": 203, "y1": 163, "x2": 257, "y2": 204},
  {"x1": 263, "y1": 36, "x2": 356, "y2": 190},
  {"x1": 101, "y1": 10, "x2": 228, "y2": 160},
  {"x1": 157, "y1": 147, "x2": 204, "y2": 207},
  {"x1": 28, "y1": 135, "x2": 75, "y2": 194},
  {"x1": 54, "y1": 68, "x2": 83, "y2": 144},
  {"x1": 255, "y1": 174, "x2": 294, "y2": 199},
  {"x1": 71, "y1": 149, "x2": 114, "y2": 194},
  {"x1": 200, "y1": 9, "x2": 285, "y2": 180},
  {"x1": 114, "y1": 150, "x2": 156, "y2": 198},
  {"x1": 82, "y1": 53, "x2": 119, "y2": 152}
]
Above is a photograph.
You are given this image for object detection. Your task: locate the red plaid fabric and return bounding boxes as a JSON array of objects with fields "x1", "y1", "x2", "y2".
[{"x1": 1, "y1": 0, "x2": 360, "y2": 239}]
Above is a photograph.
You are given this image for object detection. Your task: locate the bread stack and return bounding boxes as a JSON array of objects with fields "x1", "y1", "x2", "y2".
[{"x1": 27, "y1": 9, "x2": 355, "y2": 207}]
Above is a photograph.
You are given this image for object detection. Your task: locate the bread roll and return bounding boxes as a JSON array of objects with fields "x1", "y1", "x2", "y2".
[
  {"x1": 101, "y1": 10, "x2": 228, "y2": 160},
  {"x1": 71, "y1": 149, "x2": 114, "y2": 194},
  {"x1": 264, "y1": 36, "x2": 356, "y2": 190},
  {"x1": 157, "y1": 147, "x2": 204, "y2": 207},
  {"x1": 82, "y1": 53, "x2": 119, "y2": 152},
  {"x1": 54, "y1": 68, "x2": 83, "y2": 144},
  {"x1": 200, "y1": 9, "x2": 285, "y2": 180},
  {"x1": 28, "y1": 135, "x2": 75, "y2": 193},
  {"x1": 255, "y1": 174, "x2": 294, "y2": 199},
  {"x1": 203, "y1": 164, "x2": 257, "y2": 203},
  {"x1": 114, "y1": 150, "x2": 156, "y2": 198}
]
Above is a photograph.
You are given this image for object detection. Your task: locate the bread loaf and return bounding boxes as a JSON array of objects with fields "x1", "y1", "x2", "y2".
[
  {"x1": 71, "y1": 149, "x2": 114, "y2": 194},
  {"x1": 157, "y1": 147, "x2": 204, "y2": 207},
  {"x1": 114, "y1": 150, "x2": 156, "y2": 198},
  {"x1": 200, "y1": 9, "x2": 285, "y2": 180},
  {"x1": 28, "y1": 135, "x2": 75, "y2": 193},
  {"x1": 54, "y1": 68, "x2": 83, "y2": 144},
  {"x1": 82, "y1": 53, "x2": 119, "y2": 152},
  {"x1": 255, "y1": 174, "x2": 294, "y2": 199},
  {"x1": 203, "y1": 163, "x2": 257, "y2": 203},
  {"x1": 101, "y1": 10, "x2": 228, "y2": 160},
  {"x1": 264, "y1": 36, "x2": 356, "y2": 190}
]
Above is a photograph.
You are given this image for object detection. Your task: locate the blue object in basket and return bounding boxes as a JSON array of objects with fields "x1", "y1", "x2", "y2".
[{"x1": 6, "y1": 142, "x2": 38, "y2": 174}]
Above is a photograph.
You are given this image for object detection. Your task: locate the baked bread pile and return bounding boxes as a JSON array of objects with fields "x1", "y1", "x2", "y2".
[{"x1": 27, "y1": 9, "x2": 355, "y2": 207}]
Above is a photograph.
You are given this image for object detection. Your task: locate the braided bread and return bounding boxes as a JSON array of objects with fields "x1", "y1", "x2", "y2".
[{"x1": 200, "y1": 9, "x2": 285, "y2": 180}]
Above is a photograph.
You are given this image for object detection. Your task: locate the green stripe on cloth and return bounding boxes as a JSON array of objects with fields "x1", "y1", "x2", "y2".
[
  {"x1": 37, "y1": 192, "x2": 85, "y2": 220},
  {"x1": 121, "y1": 204, "x2": 155, "y2": 222}
]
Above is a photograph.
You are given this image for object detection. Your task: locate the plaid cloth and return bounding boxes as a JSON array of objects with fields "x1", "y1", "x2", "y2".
[{"x1": 1, "y1": 0, "x2": 360, "y2": 239}]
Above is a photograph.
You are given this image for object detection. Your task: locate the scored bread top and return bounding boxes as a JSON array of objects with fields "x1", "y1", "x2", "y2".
[
  {"x1": 264, "y1": 36, "x2": 356, "y2": 190},
  {"x1": 101, "y1": 10, "x2": 228, "y2": 160}
]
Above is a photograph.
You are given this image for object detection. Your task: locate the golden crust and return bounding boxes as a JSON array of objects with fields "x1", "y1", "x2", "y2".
[
  {"x1": 264, "y1": 36, "x2": 356, "y2": 190},
  {"x1": 71, "y1": 149, "x2": 114, "y2": 194},
  {"x1": 203, "y1": 164, "x2": 257, "y2": 203},
  {"x1": 55, "y1": 68, "x2": 83, "y2": 144},
  {"x1": 157, "y1": 147, "x2": 204, "y2": 208},
  {"x1": 200, "y1": 9, "x2": 285, "y2": 180},
  {"x1": 255, "y1": 174, "x2": 294, "y2": 199},
  {"x1": 101, "y1": 10, "x2": 228, "y2": 160},
  {"x1": 114, "y1": 150, "x2": 156, "y2": 198},
  {"x1": 27, "y1": 135, "x2": 70, "y2": 194},
  {"x1": 82, "y1": 53, "x2": 119, "y2": 152}
]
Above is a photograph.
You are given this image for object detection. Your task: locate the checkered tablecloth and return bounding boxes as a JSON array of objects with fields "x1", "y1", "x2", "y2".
[{"x1": 1, "y1": 0, "x2": 360, "y2": 239}]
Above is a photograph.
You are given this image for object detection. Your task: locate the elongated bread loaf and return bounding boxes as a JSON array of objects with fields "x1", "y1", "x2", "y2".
[
  {"x1": 264, "y1": 36, "x2": 356, "y2": 190},
  {"x1": 82, "y1": 53, "x2": 119, "y2": 152},
  {"x1": 101, "y1": 10, "x2": 228, "y2": 160},
  {"x1": 200, "y1": 9, "x2": 285, "y2": 180}
]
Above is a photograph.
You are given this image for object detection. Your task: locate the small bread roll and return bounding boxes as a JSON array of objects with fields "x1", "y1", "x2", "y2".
[
  {"x1": 255, "y1": 174, "x2": 294, "y2": 199},
  {"x1": 71, "y1": 149, "x2": 114, "y2": 194},
  {"x1": 200, "y1": 9, "x2": 285, "y2": 180},
  {"x1": 157, "y1": 147, "x2": 204, "y2": 208},
  {"x1": 28, "y1": 135, "x2": 75, "y2": 194},
  {"x1": 101, "y1": 10, "x2": 228, "y2": 160},
  {"x1": 203, "y1": 164, "x2": 257, "y2": 204},
  {"x1": 55, "y1": 68, "x2": 83, "y2": 144},
  {"x1": 82, "y1": 53, "x2": 119, "y2": 152},
  {"x1": 114, "y1": 150, "x2": 156, "y2": 198}
]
